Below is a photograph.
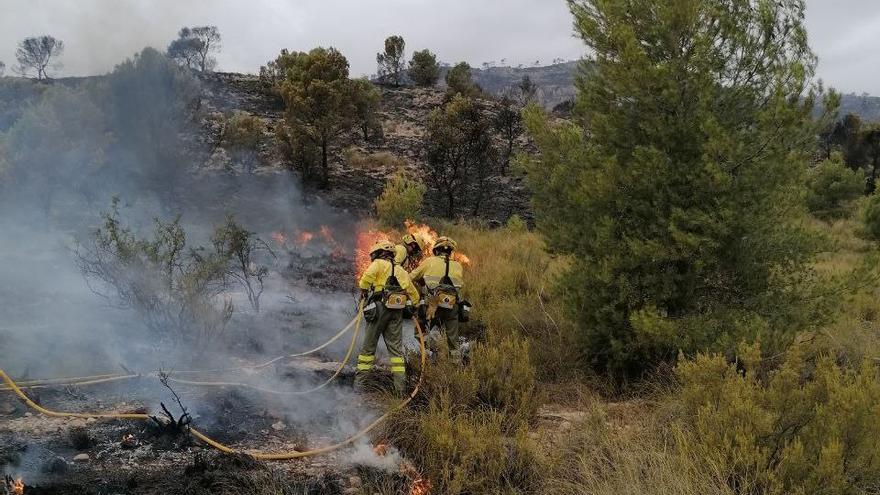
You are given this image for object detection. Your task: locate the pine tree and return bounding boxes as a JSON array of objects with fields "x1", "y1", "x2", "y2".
[{"x1": 523, "y1": 0, "x2": 836, "y2": 377}]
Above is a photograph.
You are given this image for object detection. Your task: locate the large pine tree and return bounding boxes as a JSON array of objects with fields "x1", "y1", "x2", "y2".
[{"x1": 524, "y1": 0, "x2": 836, "y2": 377}]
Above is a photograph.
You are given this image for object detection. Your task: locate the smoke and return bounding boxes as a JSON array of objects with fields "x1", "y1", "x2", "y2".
[{"x1": 0, "y1": 46, "x2": 383, "y2": 482}]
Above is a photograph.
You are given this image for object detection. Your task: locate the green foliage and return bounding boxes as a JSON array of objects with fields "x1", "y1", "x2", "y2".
[
  {"x1": 408, "y1": 49, "x2": 440, "y2": 87},
  {"x1": 376, "y1": 35, "x2": 406, "y2": 86},
  {"x1": 806, "y1": 153, "x2": 863, "y2": 219},
  {"x1": 445, "y1": 62, "x2": 480, "y2": 97},
  {"x1": 387, "y1": 334, "x2": 542, "y2": 495},
  {"x1": 674, "y1": 345, "x2": 880, "y2": 494},
  {"x1": 524, "y1": 0, "x2": 832, "y2": 378},
  {"x1": 861, "y1": 193, "x2": 880, "y2": 240},
  {"x1": 494, "y1": 96, "x2": 523, "y2": 173},
  {"x1": 222, "y1": 111, "x2": 264, "y2": 172},
  {"x1": 0, "y1": 85, "x2": 109, "y2": 213},
  {"x1": 506, "y1": 214, "x2": 527, "y2": 232},
  {"x1": 425, "y1": 95, "x2": 497, "y2": 217},
  {"x1": 76, "y1": 198, "x2": 235, "y2": 347},
  {"x1": 105, "y1": 47, "x2": 200, "y2": 196},
  {"x1": 273, "y1": 47, "x2": 374, "y2": 188},
  {"x1": 443, "y1": 222, "x2": 579, "y2": 380},
  {"x1": 15, "y1": 35, "x2": 64, "y2": 80},
  {"x1": 167, "y1": 26, "x2": 221, "y2": 72},
  {"x1": 374, "y1": 170, "x2": 425, "y2": 229},
  {"x1": 211, "y1": 215, "x2": 273, "y2": 312},
  {"x1": 350, "y1": 78, "x2": 382, "y2": 142}
]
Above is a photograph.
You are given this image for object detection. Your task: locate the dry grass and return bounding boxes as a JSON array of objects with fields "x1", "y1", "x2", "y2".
[
  {"x1": 441, "y1": 220, "x2": 581, "y2": 381},
  {"x1": 543, "y1": 403, "x2": 733, "y2": 495},
  {"x1": 344, "y1": 147, "x2": 407, "y2": 171}
]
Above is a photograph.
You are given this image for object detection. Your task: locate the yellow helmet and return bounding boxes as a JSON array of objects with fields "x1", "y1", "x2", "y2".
[
  {"x1": 402, "y1": 233, "x2": 425, "y2": 252},
  {"x1": 433, "y1": 236, "x2": 457, "y2": 253},
  {"x1": 369, "y1": 240, "x2": 395, "y2": 256}
]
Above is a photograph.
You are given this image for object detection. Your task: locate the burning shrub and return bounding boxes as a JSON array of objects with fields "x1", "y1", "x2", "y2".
[
  {"x1": 75, "y1": 198, "x2": 233, "y2": 347},
  {"x1": 375, "y1": 171, "x2": 426, "y2": 229}
]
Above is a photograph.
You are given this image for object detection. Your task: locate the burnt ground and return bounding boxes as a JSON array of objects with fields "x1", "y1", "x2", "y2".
[
  {"x1": 197, "y1": 73, "x2": 534, "y2": 224},
  {"x1": 0, "y1": 365, "x2": 415, "y2": 495}
]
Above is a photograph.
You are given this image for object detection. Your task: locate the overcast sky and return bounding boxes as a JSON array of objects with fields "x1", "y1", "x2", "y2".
[{"x1": 0, "y1": 0, "x2": 878, "y2": 94}]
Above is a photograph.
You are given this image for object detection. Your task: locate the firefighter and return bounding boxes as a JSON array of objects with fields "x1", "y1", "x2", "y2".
[
  {"x1": 394, "y1": 233, "x2": 425, "y2": 272},
  {"x1": 410, "y1": 236, "x2": 465, "y2": 363},
  {"x1": 356, "y1": 240, "x2": 420, "y2": 396}
]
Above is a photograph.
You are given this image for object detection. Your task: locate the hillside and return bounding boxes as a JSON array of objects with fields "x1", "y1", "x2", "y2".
[
  {"x1": 467, "y1": 61, "x2": 880, "y2": 121},
  {"x1": 198, "y1": 72, "x2": 533, "y2": 223}
]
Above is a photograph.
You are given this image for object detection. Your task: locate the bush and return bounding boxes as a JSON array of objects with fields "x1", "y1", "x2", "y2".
[
  {"x1": 806, "y1": 154, "x2": 863, "y2": 219},
  {"x1": 386, "y1": 334, "x2": 542, "y2": 494},
  {"x1": 673, "y1": 344, "x2": 880, "y2": 495},
  {"x1": 374, "y1": 171, "x2": 426, "y2": 229},
  {"x1": 344, "y1": 148, "x2": 405, "y2": 170},
  {"x1": 75, "y1": 198, "x2": 236, "y2": 348},
  {"x1": 862, "y1": 194, "x2": 880, "y2": 240},
  {"x1": 442, "y1": 222, "x2": 579, "y2": 381},
  {"x1": 408, "y1": 49, "x2": 440, "y2": 87}
]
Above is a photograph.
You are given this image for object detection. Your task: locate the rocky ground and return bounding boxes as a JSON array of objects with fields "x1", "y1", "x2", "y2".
[{"x1": 196, "y1": 72, "x2": 534, "y2": 224}]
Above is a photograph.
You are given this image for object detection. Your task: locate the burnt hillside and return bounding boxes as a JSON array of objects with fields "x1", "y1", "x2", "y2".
[{"x1": 197, "y1": 72, "x2": 533, "y2": 224}]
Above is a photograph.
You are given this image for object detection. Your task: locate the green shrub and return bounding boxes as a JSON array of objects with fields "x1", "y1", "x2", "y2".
[
  {"x1": 386, "y1": 334, "x2": 542, "y2": 494},
  {"x1": 443, "y1": 223, "x2": 580, "y2": 381},
  {"x1": 374, "y1": 170, "x2": 425, "y2": 229},
  {"x1": 862, "y1": 194, "x2": 880, "y2": 240},
  {"x1": 673, "y1": 344, "x2": 880, "y2": 495},
  {"x1": 506, "y1": 214, "x2": 527, "y2": 232},
  {"x1": 806, "y1": 154, "x2": 863, "y2": 219}
]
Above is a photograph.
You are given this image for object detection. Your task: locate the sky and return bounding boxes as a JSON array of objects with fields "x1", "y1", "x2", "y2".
[{"x1": 0, "y1": 0, "x2": 878, "y2": 95}]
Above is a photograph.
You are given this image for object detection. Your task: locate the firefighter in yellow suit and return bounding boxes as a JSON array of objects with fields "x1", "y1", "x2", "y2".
[
  {"x1": 394, "y1": 233, "x2": 425, "y2": 273},
  {"x1": 357, "y1": 240, "x2": 420, "y2": 396},
  {"x1": 410, "y1": 236, "x2": 465, "y2": 363}
]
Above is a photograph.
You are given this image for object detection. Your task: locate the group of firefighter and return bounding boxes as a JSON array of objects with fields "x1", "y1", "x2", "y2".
[{"x1": 356, "y1": 233, "x2": 467, "y2": 395}]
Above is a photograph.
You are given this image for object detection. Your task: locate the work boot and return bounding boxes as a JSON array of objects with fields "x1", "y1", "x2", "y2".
[
  {"x1": 354, "y1": 371, "x2": 368, "y2": 391},
  {"x1": 392, "y1": 373, "x2": 406, "y2": 398}
]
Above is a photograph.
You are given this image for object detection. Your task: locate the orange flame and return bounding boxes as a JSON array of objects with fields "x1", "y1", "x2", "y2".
[
  {"x1": 295, "y1": 231, "x2": 315, "y2": 246},
  {"x1": 7, "y1": 477, "x2": 24, "y2": 495},
  {"x1": 372, "y1": 441, "x2": 389, "y2": 457},
  {"x1": 319, "y1": 225, "x2": 334, "y2": 243},
  {"x1": 355, "y1": 230, "x2": 390, "y2": 279},
  {"x1": 271, "y1": 231, "x2": 286, "y2": 246},
  {"x1": 410, "y1": 478, "x2": 432, "y2": 495},
  {"x1": 405, "y1": 220, "x2": 471, "y2": 267}
]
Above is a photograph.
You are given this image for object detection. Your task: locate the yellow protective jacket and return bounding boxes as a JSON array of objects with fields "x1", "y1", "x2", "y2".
[
  {"x1": 358, "y1": 259, "x2": 420, "y2": 304},
  {"x1": 410, "y1": 255, "x2": 464, "y2": 290}
]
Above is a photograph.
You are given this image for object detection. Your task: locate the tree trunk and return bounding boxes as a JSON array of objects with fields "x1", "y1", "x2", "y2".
[
  {"x1": 320, "y1": 138, "x2": 329, "y2": 189},
  {"x1": 446, "y1": 187, "x2": 455, "y2": 218}
]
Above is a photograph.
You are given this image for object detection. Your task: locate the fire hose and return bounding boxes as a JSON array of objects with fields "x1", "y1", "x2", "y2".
[
  {"x1": 0, "y1": 317, "x2": 427, "y2": 460},
  {"x1": 0, "y1": 309, "x2": 363, "y2": 392}
]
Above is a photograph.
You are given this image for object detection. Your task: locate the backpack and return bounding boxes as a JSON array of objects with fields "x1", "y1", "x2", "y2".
[
  {"x1": 433, "y1": 255, "x2": 458, "y2": 310},
  {"x1": 382, "y1": 261, "x2": 408, "y2": 310}
]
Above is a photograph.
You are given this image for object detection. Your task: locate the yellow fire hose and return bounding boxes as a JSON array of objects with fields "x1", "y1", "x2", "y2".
[
  {"x1": 164, "y1": 310, "x2": 363, "y2": 395},
  {"x1": 0, "y1": 318, "x2": 427, "y2": 460},
  {"x1": 1, "y1": 310, "x2": 363, "y2": 391}
]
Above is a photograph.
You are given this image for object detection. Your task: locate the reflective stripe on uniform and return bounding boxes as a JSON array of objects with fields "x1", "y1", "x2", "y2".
[
  {"x1": 357, "y1": 354, "x2": 375, "y2": 371},
  {"x1": 390, "y1": 356, "x2": 405, "y2": 374}
]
